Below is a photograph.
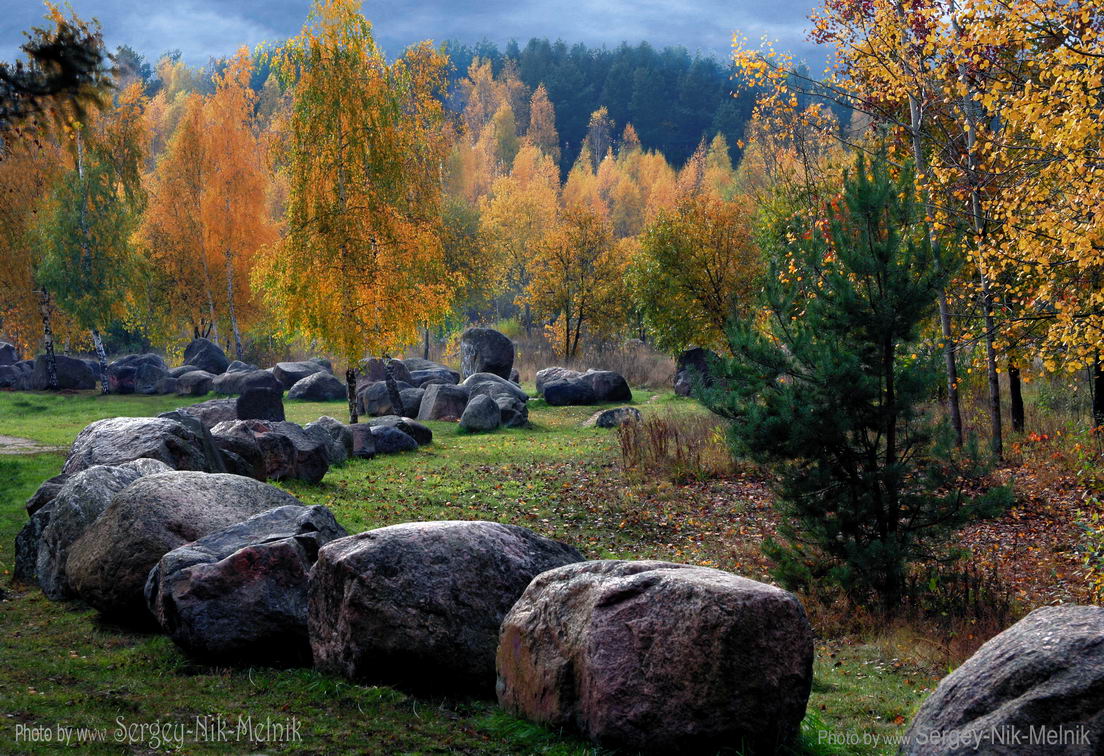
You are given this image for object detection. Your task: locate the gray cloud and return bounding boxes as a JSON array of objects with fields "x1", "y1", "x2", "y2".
[{"x1": 2, "y1": 1, "x2": 826, "y2": 72}]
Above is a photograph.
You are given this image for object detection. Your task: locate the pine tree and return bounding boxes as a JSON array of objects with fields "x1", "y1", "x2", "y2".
[{"x1": 703, "y1": 153, "x2": 1008, "y2": 608}]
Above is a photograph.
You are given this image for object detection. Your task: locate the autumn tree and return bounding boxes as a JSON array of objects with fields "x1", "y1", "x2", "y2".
[
  {"x1": 259, "y1": 0, "x2": 452, "y2": 422},
  {"x1": 527, "y1": 84, "x2": 559, "y2": 165},
  {"x1": 631, "y1": 194, "x2": 763, "y2": 353}
]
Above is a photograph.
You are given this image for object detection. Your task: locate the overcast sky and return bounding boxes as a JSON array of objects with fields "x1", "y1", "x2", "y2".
[{"x1": 2, "y1": 1, "x2": 827, "y2": 73}]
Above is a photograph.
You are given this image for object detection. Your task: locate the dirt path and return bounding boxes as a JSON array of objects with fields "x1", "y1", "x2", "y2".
[{"x1": 0, "y1": 435, "x2": 67, "y2": 455}]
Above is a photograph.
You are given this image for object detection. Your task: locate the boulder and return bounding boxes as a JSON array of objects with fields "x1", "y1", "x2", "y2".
[
  {"x1": 29, "y1": 354, "x2": 96, "y2": 391},
  {"x1": 225, "y1": 360, "x2": 257, "y2": 373},
  {"x1": 535, "y1": 367, "x2": 582, "y2": 396},
  {"x1": 582, "y1": 406, "x2": 643, "y2": 428},
  {"x1": 236, "y1": 387, "x2": 285, "y2": 422},
  {"x1": 416, "y1": 383, "x2": 470, "y2": 422},
  {"x1": 105, "y1": 354, "x2": 170, "y2": 394},
  {"x1": 146, "y1": 505, "x2": 347, "y2": 665},
  {"x1": 543, "y1": 379, "x2": 597, "y2": 407},
  {"x1": 183, "y1": 338, "x2": 229, "y2": 375},
  {"x1": 171, "y1": 398, "x2": 238, "y2": 429},
  {"x1": 408, "y1": 368, "x2": 460, "y2": 387},
  {"x1": 210, "y1": 419, "x2": 329, "y2": 483},
  {"x1": 355, "y1": 380, "x2": 413, "y2": 417},
  {"x1": 580, "y1": 370, "x2": 631, "y2": 402},
  {"x1": 348, "y1": 424, "x2": 376, "y2": 459},
  {"x1": 36, "y1": 459, "x2": 172, "y2": 600},
  {"x1": 155, "y1": 409, "x2": 227, "y2": 475},
  {"x1": 510, "y1": 367, "x2": 520, "y2": 384},
  {"x1": 460, "y1": 394, "x2": 501, "y2": 432},
  {"x1": 309, "y1": 521, "x2": 583, "y2": 695},
  {"x1": 368, "y1": 416, "x2": 432, "y2": 446},
  {"x1": 154, "y1": 377, "x2": 179, "y2": 394},
  {"x1": 0, "y1": 341, "x2": 18, "y2": 365},
  {"x1": 272, "y1": 361, "x2": 324, "y2": 390},
  {"x1": 169, "y1": 364, "x2": 201, "y2": 378},
  {"x1": 462, "y1": 372, "x2": 529, "y2": 427},
  {"x1": 675, "y1": 347, "x2": 719, "y2": 397},
  {"x1": 370, "y1": 426, "x2": 419, "y2": 454},
  {"x1": 902, "y1": 605, "x2": 1104, "y2": 756},
  {"x1": 360, "y1": 357, "x2": 413, "y2": 386},
  {"x1": 25, "y1": 473, "x2": 70, "y2": 516},
  {"x1": 497, "y1": 561, "x2": 814, "y2": 754},
  {"x1": 212, "y1": 368, "x2": 283, "y2": 396},
  {"x1": 304, "y1": 416, "x2": 354, "y2": 457},
  {"x1": 0, "y1": 363, "x2": 23, "y2": 389},
  {"x1": 13, "y1": 510, "x2": 50, "y2": 583},
  {"x1": 309, "y1": 357, "x2": 333, "y2": 372},
  {"x1": 302, "y1": 420, "x2": 347, "y2": 466},
  {"x1": 398, "y1": 387, "x2": 425, "y2": 418},
  {"x1": 175, "y1": 370, "x2": 215, "y2": 396},
  {"x1": 63, "y1": 416, "x2": 214, "y2": 475},
  {"x1": 288, "y1": 371, "x2": 347, "y2": 401},
  {"x1": 66, "y1": 472, "x2": 303, "y2": 620},
  {"x1": 460, "y1": 328, "x2": 515, "y2": 379}
]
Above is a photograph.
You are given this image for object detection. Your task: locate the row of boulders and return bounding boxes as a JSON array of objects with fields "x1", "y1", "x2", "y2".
[{"x1": 535, "y1": 367, "x2": 632, "y2": 406}]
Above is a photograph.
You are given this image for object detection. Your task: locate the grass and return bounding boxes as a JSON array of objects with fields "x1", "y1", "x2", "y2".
[{"x1": 0, "y1": 388, "x2": 925, "y2": 754}]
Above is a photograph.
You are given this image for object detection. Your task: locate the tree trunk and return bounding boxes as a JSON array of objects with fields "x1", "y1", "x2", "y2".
[
  {"x1": 423, "y1": 325, "x2": 430, "y2": 360},
  {"x1": 1093, "y1": 356, "x2": 1104, "y2": 431},
  {"x1": 524, "y1": 301, "x2": 532, "y2": 339},
  {"x1": 38, "y1": 287, "x2": 58, "y2": 390},
  {"x1": 91, "y1": 328, "x2": 110, "y2": 394},
  {"x1": 383, "y1": 356, "x2": 405, "y2": 417},
  {"x1": 1008, "y1": 360, "x2": 1024, "y2": 433},
  {"x1": 225, "y1": 248, "x2": 244, "y2": 361},
  {"x1": 346, "y1": 367, "x2": 358, "y2": 424},
  {"x1": 981, "y1": 282, "x2": 1002, "y2": 458}
]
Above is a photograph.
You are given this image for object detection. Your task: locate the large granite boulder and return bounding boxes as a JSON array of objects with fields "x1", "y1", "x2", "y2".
[
  {"x1": 309, "y1": 357, "x2": 333, "y2": 372},
  {"x1": 902, "y1": 605, "x2": 1104, "y2": 756},
  {"x1": 146, "y1": 505, "x2": 347, "y2": 665},
  {"x1": 210, "y1": 419, "x2": 329, "y2": 483},
  {"x1": 368, "y1": 416, "x2": 432, "y2": 446},
  {"x1": 462, "y1": 372, "x2": 529, "y2": 428},
  {"x1": 398, "y1": 387, "x2": 425, "y2": 418},
  {"x1": 169, "y1": 364, "x2": 201, "y2": 378},
  {"x1": 360, "y1": 358, "x2": 413, "y2": 386},
  {"x1": 175, "y1": 370, "x2": 215, "y2": 397},
  {"x1": 675, "y1": 347, "x2": 720, "y2": 397},
  {"x1": 309, "y1": 521, "x2": 583, "y2": 696},
  {"x1": 225, "y1": 360, "x2": 257, "y2": 373},
  {"x1": 497, "y1": 560, "x2": 814, "y2": 754},
  {"x1": 582, "y1": 406, "x2": 643, "y2": 428},
  {"x1": 580, "y1": 370, "x2": 631, "y2": 402},
  {"x1": 66, "y1": 472, "x2": 303, "y2": 620},
  {"x1": 183, "y1": 338, "x2": 229, "y2": 375},
  {"x1": 304, "y1": 416, "x2": 354, "y2": 460},
  {"x1": 63, "y1": 416, "x2": 214, "y2": 475},
  {"x1": 25, "y1": 473, "x2": 71, "y2": 516},
  {"x1": 460, "y1": 328, "x2": 515, "y2": 380},
  {"x1": 0, "y1": 341, "x2": 18, "y2": 365},
  {"x1": 348, "y1": 424, "x2": 376, "y2": 459},
  {"x1": 105, "y1": 354, "x2": 170, "y2": 394},
  {"x1": 171, "y1": 398, "x2": 238, "y2": 429},
  {"x1": 403, "y1": 358, "x2": 460, "y2": 387},
  {"x1": 543, "y1": 379, "x2": 597, "y2": 407},
  {"x1": 14, "y1": 510, "x2": 50, "y2": 583},
  {"x1": 288, "y1": 371, "x2": 347, "y2": 401},
  {"x1": 212, "y1": 368, "x2": 283, "y2": 396},
  {"x1": 535, "y1": 367, "x2": 582, "y2": 396},
  {"x1": 370, "y1": 426, "x2": 419, "y2": 454},
  {"x1": 36, "y1": 459, "x2": 172, "y2": 600},
  {"x1": 272, "y1": 361, "x2": 325, "y2": 390},
  {"x1": 29, "y1": 354, "x2": 96, "y2": 391},
  {"x1": 355, "y1": 380, "x2": 413, "y2": 417},
  {"x1": 416, "y1": 383, "x2": 470, "y2": 422},
  {"x1": 0, "y1": 360, "x2": 31, "y2": 389},
  {"x1": 236, "y1": 387, "x2": 285, "y2": 422},
  {"x1": 460, "y1": 394, "x2": 501, "y2": 432}
]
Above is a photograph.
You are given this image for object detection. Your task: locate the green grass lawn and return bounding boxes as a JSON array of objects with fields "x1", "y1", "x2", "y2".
[{"x1": 0, "y1": 389, "x2": 926, "y2": 754}]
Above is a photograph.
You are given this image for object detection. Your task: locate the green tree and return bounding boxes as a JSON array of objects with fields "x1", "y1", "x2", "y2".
[{"x1": 703, "y1": 154, "x2": 1006, "y2": 608}]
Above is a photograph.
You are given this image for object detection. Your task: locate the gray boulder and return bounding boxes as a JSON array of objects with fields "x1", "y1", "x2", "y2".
[
  {"x1": 236, "y1": 387, "x2": 285, "y2": 421},
  {"x1": 169, "y1": 364, "x2": 201, "y2": 378},
  {"x1": 175, "y1": 370, "x2": 215, "y2": 396},
  {"x1": 535, "y1": 367, "x2": 582, "y2": 396},
  {"x1": 360, "y1": 357, "x2": 413, "y2": 386},
  {"x1": 106, "y1": 354, "x2": 170, "y2": 394},
  {"x1": 272, "y1": 361, "x2": 324, "y2": 390},
  {"x1": 171, "y1": 398, "x2": 238, "y2": 430},
  {"x1": 14, "y1": 509, "x2": 50, "y2": 583},
  {"x1": 580, "y1": 370, "x2": 631, "y2": 402},
  {"x1": 225, "y1": 360, "x2": 257, "y2": 373},
  {"x1": 355, "y1": 380, "x2": 413, "y2": 417},
  {"x1": 460, "y1": 328, "x2": 515, "y2": 379},
  {"x1": 29, "y1": 354, "x2": 96, "y2": 391},
  {"x1": 288, "y1": 371, "x2": 347, "y2": 401},
  {"x1": 368, "y1": 416, "x2": 432, "y2": 446},
  {"x1": 309, "y1": 521, "x2": 583, "y2": 695},
  {"x1": 183, "y1": 338, "x2": 229, "y2": 375},
  {"x1": 66, "y1": 471, "x2": 303, "y2": 620},
  {"x1": 460, "y1": 394, "x2": 501, "y2": 432},
  {"x1": 582, "y1": 406, "x2": 643, "y2": 428},
  {"x1": 370, "y1": 426, "x2": 418, "y2": 454},
  {"x1": 902, "y1": 605, "x2": 1104, "y2": 756},
  {"x1": 210, "y1": 419, "x2": 329, "y2": 483},
  {"x1": 416, "y1": 383, "x2": 470, "y2": 422},
  {"x1": 146, "y1": 505, "x2": 347, "y2": 665},
  {"x1": 212, "y1": 368, "x2": 282, "y2": 396},
  {"x1": 0, "y1": 341, "x2": 18, "y2": 365},
  {"x1": 398, "y1": 387, "x2": 425, "y2": 418},
  {"x1": 462, "y1": 372, "x2": 529, "y2": 427},
  {"x1": 37, "y1": 459, "x2": 172, "y2": 600},
  {"x1": 675, "y1": 347, "x2": 720, "y2": 397},
  {"x1": 497, "y1": 561, "x2": 814, "y2": 754},
  {"x1": 348, "y1": 424, "x2": 376, "y2": 459},
  {"x1": 63, "y1": 416, "x2": 214, "y2": 475},
  {"x1": 303, "y1": 417, "x2": 352, "y2": 465},
  {"x1": 25, "y1": 473, "x2": 71, "y2": 516},
  {"x1": 543, "y1": 379, "x2": 597, "y2": 407},
  {"x1": 309, "y1": 357, "x2": 333, "y2": 372}
]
